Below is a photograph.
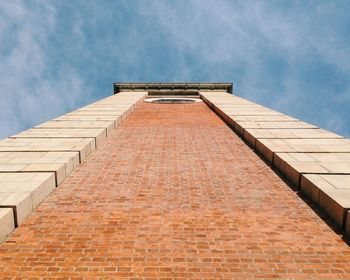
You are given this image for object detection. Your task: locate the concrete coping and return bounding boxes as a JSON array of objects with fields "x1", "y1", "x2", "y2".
[
  {"x1": 200, "y1": 91, "x2": 350, "y2": 234},
  {"x1": 0, "y1": 92, "x2": 147, "y2": 243},
  {"x1": 114, "y1": 83, "x2": 233, "y2": 94}
]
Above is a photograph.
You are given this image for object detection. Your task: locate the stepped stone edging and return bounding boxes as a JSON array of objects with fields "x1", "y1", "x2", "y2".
[
  {"x1": 0, "y1": 92, "x2": 147, "y2": 243},
  {"x1": 200, "y1": 91, "x2": 350, "y2": 233}
]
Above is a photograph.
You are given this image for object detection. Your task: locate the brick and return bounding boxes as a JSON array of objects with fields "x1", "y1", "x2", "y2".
[{"x1": 0, "y1": 102, "x2": 350, "y2": 278}]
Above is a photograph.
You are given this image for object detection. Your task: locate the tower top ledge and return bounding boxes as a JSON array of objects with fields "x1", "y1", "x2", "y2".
[{"x1": 113, "y1": 82, "x2": 233, "y2": 94}]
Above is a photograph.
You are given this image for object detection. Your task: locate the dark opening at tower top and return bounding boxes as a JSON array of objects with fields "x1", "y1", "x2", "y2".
[{"x1": 144, "y1": 97, "x2": 202, "y2": 104}]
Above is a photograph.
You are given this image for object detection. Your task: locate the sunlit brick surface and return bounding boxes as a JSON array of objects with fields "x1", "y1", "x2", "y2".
[{"x1": 1, "y1": 102, "x2": 350, "y2": 279}]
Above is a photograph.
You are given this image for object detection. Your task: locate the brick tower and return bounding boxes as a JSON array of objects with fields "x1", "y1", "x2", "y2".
[{"x1": 1, "y1": 83, "x2": 350, "y2": 278}]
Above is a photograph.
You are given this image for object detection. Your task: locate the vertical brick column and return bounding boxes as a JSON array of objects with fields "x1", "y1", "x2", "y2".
[{"x1": 1, "y1": 101, "x2": 350, "y2": 278}]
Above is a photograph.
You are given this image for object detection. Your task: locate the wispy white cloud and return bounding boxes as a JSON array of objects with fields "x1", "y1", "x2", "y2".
[
  {"x1": 0, "y1": 0, "x2": 92, "y2": 138},
  {"x1": 134, "y1": 0, "x2": 350, "y2": 136},
  {"x1": 0, "y1": 0, "x2": 349, "y2": 137}
]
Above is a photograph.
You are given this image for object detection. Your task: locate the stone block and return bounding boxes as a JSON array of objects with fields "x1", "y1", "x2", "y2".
[
  {"x1": 245, "y1": 128, "x2": 343, "y2": 140},
  {"x1": 228, "y1": 111, "x2": 283, "y2": 116},
  {"x1": 0, "y1": 151, "x2": 77, "y2": 185},
  {"x1": 0, "y1": 173, "x2": 56, "y2": 210},
  {"x1": 235, "y1": 121, "x2": 317, "y2": 129},
  {"x1": 37, "y1": 120, "x2": 115, "y2": 135},
  {"x1": 0, "y1": 208, "x2": 14, "y2": 243},
  {"x1": 0, "y1": 172, "x2": 55, "y2": 229},
  {"x1": 232, "y1": 115, "x2": 299, "y2": 122},
  {"x1": 346, "y1": 211, "x2": 350, "y2": 235},
  {"x1": 219, "y1": 112, "x2": 235, "y2": 127},
  {"x1": 11, "y1": 128, "x2": 106, "y2": 147},
  {"x1": 66, "y1": 110, "x2": 126, "y2": 117},
  {"x1": 301, "y1": 174, "x2": 350, "y2": 228},
  {"x1": 256, "y1": 138, "x2": 350, "y2": 156},
  {"x1": 242, "y1": 130, "x2": 257, "y2": 148},
  {"x1": 0, "y1": 193, "x2": 32, "y2": 226},
  {"x1": 22, "y1": 164, "x2": 66, "y2": 185},
  {"x1": 0, "y1": 164, "x2": 28, "y2": 171},
  {"x1": 300, "y1": 174, "x2": 324, "y2": 204},
  {"x1": 274, "y1": 154, "x2": 328, "y2": 186},
  {"x1": 255, "y1": 140, "x2": 276, "y2": 163},
  {"x1": 0, "y1": 138, "x2": 95, "y2": 163},
  {"x1": 54, "y1": 115, "x2": 121, "y2": 127},
  {"x1": 234, "y1": 122, "x2": 245, "y2": 136},
  {"x1": 319, "y1": 189, "x2": 350, "y2": 228}
]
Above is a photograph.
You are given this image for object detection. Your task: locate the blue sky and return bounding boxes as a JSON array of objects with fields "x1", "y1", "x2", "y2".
[{"x1": 1, "y1": 0, "x2": 350, "y2": 138}]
